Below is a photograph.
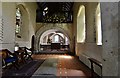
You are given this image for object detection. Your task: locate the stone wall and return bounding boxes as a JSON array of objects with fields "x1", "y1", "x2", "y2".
[
  {"x1": 119, "y1": 2, "x2": 120, "y2": 77},
  {"x1": 101, "y1": 2, "x2": 118, "y2": 76}
]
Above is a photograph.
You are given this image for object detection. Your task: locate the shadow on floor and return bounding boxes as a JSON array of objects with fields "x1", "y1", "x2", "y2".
[{"x1": 2, "y1": 59, "x2": 45, "y2": 78}]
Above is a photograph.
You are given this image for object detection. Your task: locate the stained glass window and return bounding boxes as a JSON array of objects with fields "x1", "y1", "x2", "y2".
[{"x1": 16, "y1": 8, "x2": 22, "y2": 37}]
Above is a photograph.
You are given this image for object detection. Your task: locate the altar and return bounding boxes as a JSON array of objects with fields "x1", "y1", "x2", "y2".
[{"x1": 40, "y1": 43, "x2": 69, "y2": 51}]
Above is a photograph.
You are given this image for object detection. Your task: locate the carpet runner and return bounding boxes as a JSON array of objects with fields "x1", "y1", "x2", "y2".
[{"x1": 2, "y1": 60, "x2": 45, "y2": 78}]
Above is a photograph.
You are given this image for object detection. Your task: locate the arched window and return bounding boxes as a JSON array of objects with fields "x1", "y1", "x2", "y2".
[
  {"x1": 16, "y1": 7, "x2": 22, "y2": 38},
  {"x1": 77, "y1": 5, "x2": 86, "y2": 43},
  {"x1": 55, "y1": 35, "x2": 59, "y2": 42},
  {"x1": 95, "y1": 3, "x2": 102, "y2": 45},
  {"x1": 15, "y1": 4, "x2": 29, "y2": 41}
]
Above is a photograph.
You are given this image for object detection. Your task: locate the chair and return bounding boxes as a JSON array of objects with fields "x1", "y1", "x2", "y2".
[
  {"x1": 1, "y1": 49, "x2": 19, "y2": 70},
  {"x1": 24, "y1": 47, "x2": 33, "y2": 60},
  {"x1": 18, "y1": 47, "x2": 33, "y2": 60}
]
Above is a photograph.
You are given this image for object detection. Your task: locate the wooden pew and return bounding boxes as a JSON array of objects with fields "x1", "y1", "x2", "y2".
[{"x1": 15, "y1": 48, "x2": 27, "y2": 64}]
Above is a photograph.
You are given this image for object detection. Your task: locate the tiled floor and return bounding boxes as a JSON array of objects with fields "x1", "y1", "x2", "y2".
[{"x1": 32, "y1": 54, "x2": 92, "y2": 78}]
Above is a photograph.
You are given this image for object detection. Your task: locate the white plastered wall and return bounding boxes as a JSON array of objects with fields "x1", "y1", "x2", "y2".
[
  {"x1": 15, "y1": 2, "x2": 37, "y2": 48},
  {"x1": 2, "y1": 2, "x2": 16, "y2": 52},
  {"x1": 1, "y1": 2, "x2": 37, "y2": 52},
  {"x1": 73, "y1": 2, "x2": 102, "y2": 75}
]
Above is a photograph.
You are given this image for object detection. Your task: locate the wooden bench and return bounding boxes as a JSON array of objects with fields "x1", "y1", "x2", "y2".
[{"x1": 88, "y1": 58, "x2": 102, "y2": 78}]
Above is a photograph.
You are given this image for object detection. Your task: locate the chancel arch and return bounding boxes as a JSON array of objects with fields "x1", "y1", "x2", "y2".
[
  {"x1": 40, "y1": 29, "x2": 69, "y2": 45},
  {"x1": 35, "y1": 24, "x2": 72, "y2": 52}
]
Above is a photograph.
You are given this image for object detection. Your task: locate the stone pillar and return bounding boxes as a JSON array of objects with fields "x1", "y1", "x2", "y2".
[{"x1": 101, "y1": 2, "x2": 118, "y2": 76}]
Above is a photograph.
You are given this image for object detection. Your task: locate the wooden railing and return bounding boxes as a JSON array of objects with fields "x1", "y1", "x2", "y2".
[{"x1": 40, "y1": 44, "x2": 69, "y2": 51}]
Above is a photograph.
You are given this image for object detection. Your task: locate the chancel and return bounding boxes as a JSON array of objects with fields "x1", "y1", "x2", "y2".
[{"x1": 0, "y1": 1, "x2": 119, "y2": 78}]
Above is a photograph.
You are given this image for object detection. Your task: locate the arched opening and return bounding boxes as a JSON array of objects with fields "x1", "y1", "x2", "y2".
[
  {"x1": 35, "y1": 23, "x2": 72, "y2": 53},
  {"x1": 95, "y1": 3, "x2": 102, "y2": 45},
  {"x1": 31, "y1": 35, "x2": 35, "y2": 50},
  {"x1": 77, "y1": 5, "x2": 86, "y2": 43},
  {"x1": 39, "y1": 29, "x2": 70, "y2": 53},
  {"x1": 54, "y1": 35, "x2": 59, "y2": 42}
]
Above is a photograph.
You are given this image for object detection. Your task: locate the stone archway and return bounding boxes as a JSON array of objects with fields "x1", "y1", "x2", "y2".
[
  {"x1": 40, "y1": 29, "x2": 69, "y2": 44},
  {"x1": 35, "y1": 24, "x2": 72, "y2": 52},
  {"x1": 31, "y1": 35, "x2": 35, "y2": 50}
]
